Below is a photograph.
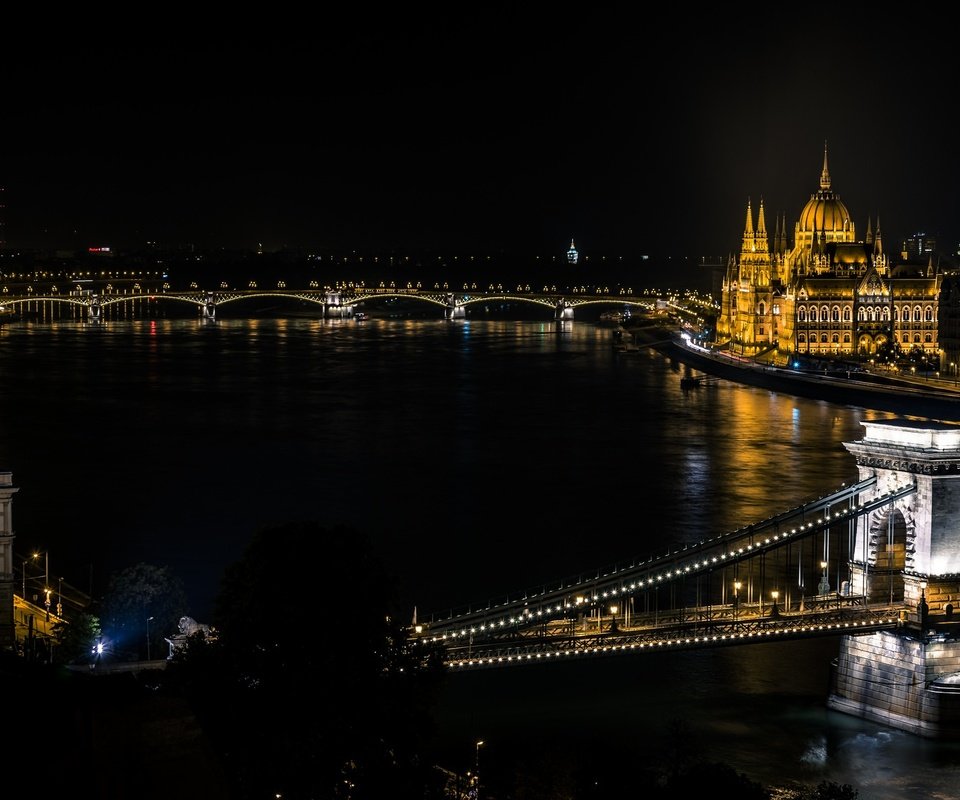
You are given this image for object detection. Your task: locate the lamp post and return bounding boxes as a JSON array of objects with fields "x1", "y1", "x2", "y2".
[
  {"x1": 146, "y1": 616, "x2": 154, "y2": 661},
  {"x1": 733, "y1": 580, "x2": 742, "y2": 622},
  {"x1": 770, "y1": 590, "x2": 780, "y2": 618},
  {"x1": 475, "y1": 740, "x2": 484, "y2": 800},
  {"x1": 33, "y1": 551, "x2": 48, "y2": 589},
  {"x1": 818, "y1": 560, "x2": 830, "y2": 595}
]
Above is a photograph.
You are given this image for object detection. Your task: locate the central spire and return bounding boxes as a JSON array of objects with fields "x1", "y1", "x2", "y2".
[{"x1": 820, "y1": 140, "x2": 831, "y2": 190}]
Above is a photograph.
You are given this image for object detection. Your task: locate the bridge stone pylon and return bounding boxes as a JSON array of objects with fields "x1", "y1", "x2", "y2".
[
  {"x1": 445, "y1": 294, "x2": 465, "y2": 320},
  {"x1": 324, "y1": 290, "x2": 350, "y2": 318},
  {"x1": 202, "y1": 293, "x2": 216, "y2": 320},
  {"x1": 88, "y1": 294, "x2": 101, "y2": 322},
  {"x1": 555, "y1": 299, "x2": 574, "y2": 320},
  {"x1": 830, "y1": 418, "x2": 960, "y2": 738}
]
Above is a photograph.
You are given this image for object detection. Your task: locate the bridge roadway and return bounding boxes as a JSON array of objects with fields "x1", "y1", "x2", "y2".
[
  {"x1": 412, "y1": 476, "x2": 915, "y2": 668},
  {"x1": 440, "y1": 597, "x2": 903, "y2": 670},
  {"x1": 0, "y1": 279, "x2": 683, "y2": 321}
]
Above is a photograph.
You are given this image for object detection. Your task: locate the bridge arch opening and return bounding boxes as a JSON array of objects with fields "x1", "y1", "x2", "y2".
[{"x1": 866, "y1": 504, "x2": 910, "y2": 602}]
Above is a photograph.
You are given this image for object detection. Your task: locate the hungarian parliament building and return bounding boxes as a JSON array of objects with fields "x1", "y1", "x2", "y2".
[{"x1": 715, "y1": 145, "x2": 950, "y2": 366}]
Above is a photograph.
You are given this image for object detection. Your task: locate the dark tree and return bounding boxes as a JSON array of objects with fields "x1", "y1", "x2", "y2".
[
  {"x1": 662, "y1": 760, "x2": 771, "y2": 799},
  {"x1": 169, "y1": 521, "x2": 446, "y2": 800},
  {"x1": 98, "y1": 562, "x2": 189, "y2": 661},
  {"x1": 52, "y1": 610, "x2": 102, "y2": 664},
  {"x1": 803, "y1": 781, "x2": 859, "y2": 800}
]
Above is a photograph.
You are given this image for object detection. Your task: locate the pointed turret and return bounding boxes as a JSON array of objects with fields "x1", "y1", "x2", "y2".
[
  {"x1": 820, "y1": 140, "x2": 831, "y2": 190},
  {"x1": 754, "y1": 197, "x2": 769, "y2": 256},
  {"x1": 874, "y1": 216, "x2": 883, "y2": 256},
  {"x1": 865, "y1": 216, "x2": 873, "y2": 245},
  {"x1": 741, "y1": 198, "x2": 755, "y2": 253}
]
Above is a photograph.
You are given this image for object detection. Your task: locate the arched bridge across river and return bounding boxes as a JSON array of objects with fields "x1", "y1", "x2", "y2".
[{"x1": 0, "y1": 281, "x2": 679, "y2": 321}]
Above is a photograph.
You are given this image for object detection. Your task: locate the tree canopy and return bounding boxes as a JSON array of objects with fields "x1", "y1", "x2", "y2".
[{"x1": 167, "y1": 520, "x2": 447, "y2": 799}]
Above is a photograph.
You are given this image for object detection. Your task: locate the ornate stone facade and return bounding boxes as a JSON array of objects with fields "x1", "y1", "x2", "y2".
[{"x1": 715, "y1": 144, "x2": 942, "y2": 361}]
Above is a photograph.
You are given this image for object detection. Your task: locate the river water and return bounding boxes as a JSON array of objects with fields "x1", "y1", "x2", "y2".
[{"x1": 0, "y1": 313, "x2": 957, "y2": 798}]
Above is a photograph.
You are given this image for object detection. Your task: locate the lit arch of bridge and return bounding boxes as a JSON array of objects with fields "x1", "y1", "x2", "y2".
[{"x1": 411, "y1": 476, "x2": 915, "y2": 669}]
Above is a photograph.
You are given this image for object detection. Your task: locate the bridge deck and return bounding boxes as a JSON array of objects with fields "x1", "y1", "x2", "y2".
[{"x1": 439, "y1": 597, "x2": 903, "y2": 669}]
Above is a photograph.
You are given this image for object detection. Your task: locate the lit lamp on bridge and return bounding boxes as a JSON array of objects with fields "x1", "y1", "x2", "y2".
[
  {"x1": 818, "y1": 560, "x2": 831, "y2": 595},
  {"x1": 769, "y1": 590, "x2": 780, "y2": 618},
  {"x1": 609, "y1": 604, "x2": 619, "y2": 633},
  {"x1": 733, "y1": 580, "x2": 742, "y2": 621}
]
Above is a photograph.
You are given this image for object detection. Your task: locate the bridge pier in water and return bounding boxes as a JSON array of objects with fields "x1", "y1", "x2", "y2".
[
  {"x1": 202, "y1": 293, "x2": 216, "y2": 320},
  {"x1": 323, "y1": 290, "x2": 352, "y2": 319},
  {"x1": 829, "y1": 419, "x2": 960, "y2": 737},
  {"x1": 555, "y1": 300, "x2": 574, "y2": 320},
  {"x1": 445, "y1": 294, "x2": 465, "y2": 319}
]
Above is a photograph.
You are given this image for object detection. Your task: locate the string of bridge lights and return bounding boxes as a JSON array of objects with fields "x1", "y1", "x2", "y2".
[
  {"x1": 421, "y1": 484, "x2": 914, "y2": 645},
  {"x1": 424, "y1": 478, "x2": 880, "y2": 631},
  {"x1": 444, "y1": 618, "x2": 901, "y2": 670}
]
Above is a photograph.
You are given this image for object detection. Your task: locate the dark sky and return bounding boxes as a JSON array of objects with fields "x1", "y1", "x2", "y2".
[{"x1": 3, "y1": 12, "x2": 958, "y2": 260}]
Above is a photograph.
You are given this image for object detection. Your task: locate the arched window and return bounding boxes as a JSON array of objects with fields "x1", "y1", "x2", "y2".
[
  {"x1": 821, "y1": 333, "x2": 829, "y2": 343},
  {"x1": 758, "y1": 301, "x2": 765, "y2": 315},
  {"x1": 914, "y1": 306, "x2": 922, "y2": 322},
  {"x1": 903, "y1": 333, "x2": 910, "y2": 343},
  {"x1": 843, "y1": 307, "x2": 851, "y2": 322},
  {"x1": 894, "y1": 307, "x2": 900, "y2": 322},
  {"x1": 832, "y1": 307, "x2": 840, "y2": 322},
  {"x1": 925, "y1": 306, "x2": 934, "y2": 322},
  {"x1": 868, "y1": 307, "x2": 875, "y2": 322},
  {"x1": 821, "y1": 305, "x2": 829, "y2": 321},
  {"x1": 831, "y1": 333, "x2": 839, "y2": 343},
  {"x1": 925, "y1": 333, "x2": 932, "y2": 343},
  {"x1": 811, "y1": 307, "x2": 818, "y2": 322},
  {"x1": 798, "y1": 307, "x2": 807, "y2": 322},
  {"x1": 843, "y1": 333, "x2": 851, "y2": 343},
  {"x1": 798, "y1": 333, "x2": 806, "y2": 344},
  {"x1": 882, "y1": 307, "x2": 890, "y2": 321},
  {"x1": 914, "y1": 334, "x2": 922, "y2": 343},
  {"x1": 858, "y1": 307, "x2": 866, "y2": 321}
]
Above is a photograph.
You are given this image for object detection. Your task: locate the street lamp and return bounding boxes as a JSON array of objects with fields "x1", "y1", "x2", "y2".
[
  {"x1": 475, "y1": 740, "x2": 484, "y2": 800},
  {"x1": 733, "y1": 580, "x2": 742, "y2": 621},
  {"x1": 28, "y1": 551, "x2": 49, "y2": 601},
  {"x1": 33, "y1": 551, "x2": 48, "y2": 585},
  {"x1": 818, "y1": 560, "x2": 831, "y2": 595},
  {"x1": 769, "y1": 590, "x2": 780, "y2": 618}
]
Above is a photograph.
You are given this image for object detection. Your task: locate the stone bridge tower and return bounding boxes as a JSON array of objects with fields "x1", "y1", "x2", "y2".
[{"x1": 830, "y1": 419, "x2": 960, "y2": 737}]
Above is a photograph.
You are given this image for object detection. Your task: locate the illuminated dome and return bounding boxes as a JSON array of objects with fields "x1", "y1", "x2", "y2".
[
  {"x1": 798, "y1": 191, "x2": 852, "y2": 233},
  {"x1": 796, "y1": 143, "x2": 854, "y2": 237}
]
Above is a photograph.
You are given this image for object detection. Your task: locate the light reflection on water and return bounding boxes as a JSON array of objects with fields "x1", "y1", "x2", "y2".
[{"x1": 0, "y1": 316, "x2": 956, "y2": 797}]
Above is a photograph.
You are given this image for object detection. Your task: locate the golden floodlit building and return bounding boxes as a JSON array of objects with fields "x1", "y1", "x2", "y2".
[{"x1": 715, "y1": 144, "x2": 941, "y2": 364}]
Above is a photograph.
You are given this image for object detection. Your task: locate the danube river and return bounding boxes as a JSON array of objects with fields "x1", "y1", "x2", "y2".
[{"x1": 0, "y1": 313, "x2": 958, "y2": 798}]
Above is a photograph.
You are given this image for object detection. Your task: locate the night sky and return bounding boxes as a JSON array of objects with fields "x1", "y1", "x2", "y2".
[{"x1": 3, "y1": 13, "x2": 958, "y2": 260}]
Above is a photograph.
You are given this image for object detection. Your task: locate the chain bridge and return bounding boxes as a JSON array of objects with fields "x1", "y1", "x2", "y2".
[{"x1": 410, "y1": 418, "x2": 960, "y2": 738}]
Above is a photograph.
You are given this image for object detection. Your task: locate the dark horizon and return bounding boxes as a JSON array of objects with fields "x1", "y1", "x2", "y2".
[{"x1": 2, "y1": 14, "x2": 959, "y2": 259}]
